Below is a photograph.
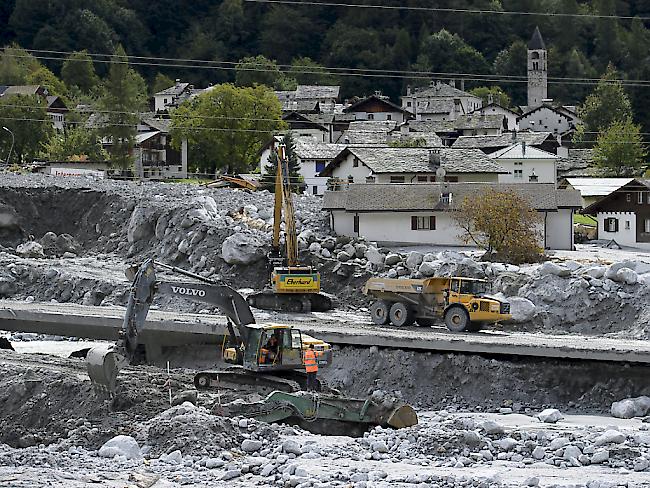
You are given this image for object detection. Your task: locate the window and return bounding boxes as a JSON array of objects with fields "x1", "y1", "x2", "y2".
[
  {"x1": 514, "y1": 161, "x2": 523, "y2": 166},
  {"x1": 445, "y1": 176, "x2": 459, "y2": 182},
  {"x1": 604, "y1": 217, "x2": 619, "y2": 232},
  {"x1": 645, "y1": 219, "x2": 650, "y2": 233},
  {"x1": 312, "y1": 185, "x2": 318, "y2": 195},
  {"x1": 626, "y1": 193, "x2": 631, "y2": 202},
  {"x1": 411, "y1": 216, "x2": 436, "y2": 230},
  {"x1": 315, "y1": 161, "x2": 326, "y2": 173},
  {"x1": 417, "y1": 175, "x2": 428, "y2": 182},
  {"x1": 647, "y1": 193, "x2": 650, "y2": 204},
  {"x1": 368, "y1": 114, "x2": 374, "y2": 120},
  {"x1": 365, "y1": 176, "x2": 375, "y2": 183},
  {"x1": 529, "y1": 174, "x2": 538, "y2": 182},
  {"x1": 639, "y1": 192, "x2": 644, "y2": 204},
  {"x1": 387, "y1": 114, "x2": 392, "y2": 120},
  {"x1": 353, "y1": 157, "x2": 359, "y2": 168},
  {"x1": 514, "y1": 169, "x2": 523, "y2": 179},
  {"x1": 625, "y1": 220, "x2": 631, "y2": 230},
  {"x1": 353, "y1": 215, "x2": 359, "y2": 233},
  {"x1": 390, "y1": 175, "x2": 405, "y2": 183},
  {"x1": 440, "y1": 192, "x2": 452, "y2": 204},
  {"x1": 407, "y1": 101, "x2": 412, "y2": 107},
  {"x1": 430, "y1": 176, "x2": 437, "y2": 182}
]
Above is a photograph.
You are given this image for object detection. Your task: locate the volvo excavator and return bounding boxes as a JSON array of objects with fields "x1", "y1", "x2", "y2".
[
  {"x1": 85, "y1": 259, "x2": 418, "y2": 434},
  {"x1": 247, "y1": 145, "x2": 333, "y2": 313},
  {"x1": 86, "y1": 259, "x2": 332, "y2": 398}
]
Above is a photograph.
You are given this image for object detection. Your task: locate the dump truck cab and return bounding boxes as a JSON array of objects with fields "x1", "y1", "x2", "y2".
[{"x1": 363, "y1": 276, "x2": 511, "y2": 332}]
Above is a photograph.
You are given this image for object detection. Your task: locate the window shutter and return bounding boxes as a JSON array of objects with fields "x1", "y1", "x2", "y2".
[
  {"x1": 614, "y1": 218, "x2": 619, "y2": 232},
  {"x1": 411, "y1": 216, "x2": 417, "y2": 230},
  {"x1": 429, "y1": 216, "x2": 436, "y2": 230}
]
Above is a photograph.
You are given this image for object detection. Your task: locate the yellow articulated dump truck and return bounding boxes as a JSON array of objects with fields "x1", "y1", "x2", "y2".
[{"x1": 362, "y1": 276, "x2": 511, "y2": 332}]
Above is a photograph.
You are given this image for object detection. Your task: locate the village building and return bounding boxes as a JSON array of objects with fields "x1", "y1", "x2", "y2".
[
  {"x1": 582, "y1": 179, "x2": 650, "y2": 249},
  {"x1": 0, "y1": 85, "x2": 69, "y2": 130},
  {"x1": 558, "y1": 177, "x2": 635, "y2": 208},
  {"x1": 343, "y1": 93, "x2": 414, "y2": 124},
  {"x1": 453, "y1": 114, "x2": 505, "y2": 136},
  {"x1": 323, "y1": 182, "x2": 581, "y2": 249},
  {"x1": 335, "y1": 120, "x2": 397, "y2": 145},
  {"x1": 556, "y1": 148, "x2": 599, "y2": 178},
  {"x1": 400, "y1": 81, "x2": 482, "y2": 121},
  {"x1": 470, "y1": 102, "x2": 520, "y2": 131},
  {"x1": 518, "y1": 104, "x2": 579, "y2": 134},
  {"x1": 391, "y1": 120, "x2": 457, "y2": 147},
  {"x1": 489, "y1": 142, "x2": 558, "y2": 184},
  {"x1": 319, "y1": 147, "x2": 507, "y2": 185},
  {"x1": 275, "y1": 85, "x2": 340, "y2": 114},
  {"x1": 452, "y1": 131, "x2": 558, "y2": 155}
]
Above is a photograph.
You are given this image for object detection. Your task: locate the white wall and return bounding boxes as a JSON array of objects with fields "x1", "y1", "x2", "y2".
[
  {"x1": 300, "y1": 158, "x2": 330, "y2": 195},
  {"x1": 350, "y1": 111, "x2": 405, "y2": 123},
  {"x1": 330, "y1": 208, "x2": 573, "y2": 249},
  {"x1": 329, "y1": 153, "x2": 374, "y2": 182},
  {"x1": 597, "y1": 211, "x2": 643, "y2": 248},
  {"x1": 292, "y1": 128, "x2": 328, "y2": 143},
  {"x1": 519, "y1": 108, "x2": 573, "y2": 134},
  {"x1": 496, "y1": 158, "x2": 556, "y2": 184},
  {"x1": 545, "y1": 208, "x2": 574, "y2": 250},
  {"x1": 477, "y1": 107, "x2": 518, "y2": 131}
]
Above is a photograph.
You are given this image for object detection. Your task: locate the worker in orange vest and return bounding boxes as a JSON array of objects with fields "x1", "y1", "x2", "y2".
[{"x1": 303, "y1": 344, "x2": 319, "y2": 392}]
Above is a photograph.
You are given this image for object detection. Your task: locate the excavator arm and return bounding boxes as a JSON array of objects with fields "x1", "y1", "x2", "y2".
[{"x1": 86, "y1": 259, "x2": 255, "y2": 397}]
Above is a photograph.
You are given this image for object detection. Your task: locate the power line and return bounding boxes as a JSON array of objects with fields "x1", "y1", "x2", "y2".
[
  {"x1": 6, "y1": 49, "x2": 650, "y2": 88},
  {"x1": 243, "y1": 0, "x2": 650, "y2": 20}
]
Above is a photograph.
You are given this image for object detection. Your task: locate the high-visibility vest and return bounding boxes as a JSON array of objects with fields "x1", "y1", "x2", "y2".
[{"x1": 304, "y1": 349, "x2": 318, "y2": 373}]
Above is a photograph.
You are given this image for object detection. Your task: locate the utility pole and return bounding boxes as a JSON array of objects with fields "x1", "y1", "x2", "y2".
[{"x1": 2, "y1": 126, "x2": 14, "y2": 166}]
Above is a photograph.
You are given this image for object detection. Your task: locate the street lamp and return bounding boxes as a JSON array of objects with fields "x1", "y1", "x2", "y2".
[{"x1": 2, "y1": 126, "x2": 14, "y2": 166}]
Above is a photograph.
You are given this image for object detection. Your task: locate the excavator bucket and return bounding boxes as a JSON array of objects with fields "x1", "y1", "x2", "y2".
[
  {"x1": 220, "y1": 391, "x2": 418, "y2": 437},
  {"x1": 86, "y1": 345, "x2": 120, "y2": 398}
]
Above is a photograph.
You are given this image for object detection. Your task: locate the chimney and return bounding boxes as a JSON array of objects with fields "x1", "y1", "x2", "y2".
[
  {"x1": 487, "y1": 94, "x2": 494, "y2": 105},
  {"x1": 450, "y1": 79, "x2": 456, "y2": 88},
  {"x1": 521, "y1": 141, "x2": 526, "y2": 155},
  {"x1": 430, "y1": 80, "x2": 435, "y2": 88},
  {"x1": 429, "y1": 148, "x2": 441, "y2": 166},
  {"x1": 556, "y1": 146, "x2": 569, "y2": 158},
  {"x1": 406, "y1": 85, "x2": 411, "y2": 95},
  {"x1": 511, "y1": 130, "x2": 517, "y2": 141},
  {"x1": 175, "y1": 79, "x2": 180, "y2": 83},
  {"x1": 460, "y1": 79, "x2": 465, "y2": 91}
]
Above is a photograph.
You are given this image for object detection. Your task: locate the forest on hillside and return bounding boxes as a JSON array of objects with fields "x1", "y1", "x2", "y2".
[{"x1": 1, "y1": 0, "x2": 649, "y2": 131}]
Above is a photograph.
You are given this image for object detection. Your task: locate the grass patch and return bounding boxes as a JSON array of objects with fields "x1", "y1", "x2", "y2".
[{"x1": 574, "y1": 213, "x2": 597, "y2": 226}]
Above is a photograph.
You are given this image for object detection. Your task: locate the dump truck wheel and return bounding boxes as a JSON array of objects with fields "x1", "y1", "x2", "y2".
[
  {"x1": 444, "y1": 306, "x2": 469, "y2": 332},
  {"x1": 370, "y1": 300, "x2": 390, "y2": 325},
  {"x1": 389, "y1": 302, "x2": 415, "y2": 327}
]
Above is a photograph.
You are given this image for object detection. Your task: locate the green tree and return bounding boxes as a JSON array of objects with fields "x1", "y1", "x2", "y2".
[
  {"x1": 99, "y1": 45, "x2": 147, "y2": 171},
  {"x1": 289, "y1": 57, "x2": 338, "y2": 86},
  {"x1": 262, "y1": 132, "x2": 302, "y2": 192},
  {"x1": 43, "y1": 123, "x2": 106, "y2": 162},
  {"x1": 61, "y1": 51, "x2": 99, "y2": 94},
  {"x1": 170, "y1": 83, "x2": 285, "y2": 174},
  {"x1": 493, "y1": 40, "x2": 528, "y2": 105},
  {"x1": 593, "y1": 118, "x2": 647, "y2": 176},
  {"x1": 454, "y1": 188, "x2": 543, "y2": 264},
  {"x1": 235, "y1": 55, "x2": 294, "y2": 90},
  {"x1": 0, "y1": 94, "x2": 53, "y2": 165},
  {"x1": 469, "y1": 86, "x2": 511, "y2": 108},
  {"x1": 594, "y1": 0, "x2": 626, "y2": 67},
  {"x1": 575, "y1": 65, "x2": 633, "y2": 143},
  {"x1": 152, "y1": 73, "x2": 175, "y2": 95}
]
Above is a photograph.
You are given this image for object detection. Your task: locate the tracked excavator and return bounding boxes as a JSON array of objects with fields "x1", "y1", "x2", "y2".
[
  {"x1": 86, "y1": 259, "x2": 333, "y2": 398},
  {"x1": 247, "y1": 145, "x2": 333, "y2": 313}
]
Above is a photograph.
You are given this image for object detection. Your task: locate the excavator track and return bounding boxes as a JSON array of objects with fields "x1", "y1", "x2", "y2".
[
  {"x1": 247, "y1": 291, "x2": 333, "y2": 313},
  {"x1": 193, "y1": 366, "x2": 330, "y2": 393}
]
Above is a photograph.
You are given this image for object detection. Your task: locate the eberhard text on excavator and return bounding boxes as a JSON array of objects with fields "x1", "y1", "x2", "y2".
[{"x1": 247, "y1": 144, "x2": 333, "y2": 313}]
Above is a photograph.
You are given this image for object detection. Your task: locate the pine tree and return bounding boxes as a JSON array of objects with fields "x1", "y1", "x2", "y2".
[
  {"x1": 593, "y1": 118, "x2": 647, "y2": 176},
  {"x1": 262, "y1": 132, "x2": 303, "y2": 193}
]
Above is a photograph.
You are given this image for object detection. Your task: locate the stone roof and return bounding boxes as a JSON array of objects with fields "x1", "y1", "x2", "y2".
[
  {"x1": 0, "y1": 86, "x2": 7, "y2": 96},
  {"x1": 397, "y1": 120, "x2": 457, "y2": 133},
  {"x1": 337, "y1": 130, "x2": 391, "y2": 145},
  {"x1": 141, "y1": 115, "x2": 171, "y2": 133},
  {"x1": 452, "y1": 132, "x2": 552, "y2": 149},
  {"x1": 294, "y1": 141, "x2": 346, "y2": 160},
  {"x1": 344, "y1": 94, "x2": 411, "y2": 115},
  {"x1": 348, "y1": 120, "x2": 397, "y2": 132},
  {"x1": 281, "y1": 99, "x2": 320, "y2": 113},
  {"x1": 416, "y1": 99, "x2": 455, "y2": 114},
  {"x1": 556, "y1": 149, "x2": 595, "y2": 174},
  {"x1": 489, "y1": 143, "x2": 557, "y2": 160},
  {"x1": 409, "y1": 82, "x2": 477, "y2": 100},
  {"x1": 391, "y1": 132, "x2": 443, "y2": 147},
  {"x1": 295, "y1": 85, "x2": 340, "y2": 100},
  {"x1": 529, "y1": 27, "x2": 546, "y2": 50},
  {"x1": 454, "y1": 114, "x2": 505, "y2": 130},
  {"x1": 323, "y1": 182, "x2": 580, "y2": 212},
  {"x1": 155, "y1": 82, "x2": 190, "y2": 96},
  {"x1": 322, "y1": 147, "x2": 507, "y2": 176}
]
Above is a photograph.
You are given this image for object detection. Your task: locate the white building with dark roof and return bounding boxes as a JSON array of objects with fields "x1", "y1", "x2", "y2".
[
  {"x1": 343, "y1": 93, "x2": 414, "y2": 123},
  {"x1": 401, "y1": 81, "x2": 482, "y2": 121},
  {"x1": 489, "y1": 142, "x2": 558, "y2": 184},
  {"x1": 323, "y1": 182, "x2": 581, "y2": 249}
]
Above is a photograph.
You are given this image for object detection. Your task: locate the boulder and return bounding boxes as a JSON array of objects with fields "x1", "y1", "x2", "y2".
[
  {"x1": 241, "y1": 439, "x2": 263, "y2": 453},
  {"x1": 221, "y1": 234, "x2": 266, "y2": 265},
  {"x1": 537, "y1": 408, "x2": 563, "y2": 423},
  {"x1": 337, "y1": 251, "x2": 352, "y2": 262},
  {"x1": 365, "y1": 247, "x2": 384, "y2": 266},
  {"x1": 591, "y1": 450, "x2": 609, "y2": 464},
  {"x1": 507, "y1": 297, "x2": 536, "y2": 323},
  {"x1": 98, "y1": 435, "x2": 142, "y2": 460},
  {"x1": 538, "y1": 262, "x2": 571, "y2": 277},
  {"x1": 385, "y1": 253, "x2": 401, "y2": 266},
  {"x1": 354, "y1": 243, "x2": 368, "y2": 258},
  {"x1": 282, "y1": 439, "x2": 302, "y2": 455},
  {"x1": 16, "y1": 241, "x2": 45, "y2": 258},
  {"x1": 584, "y1": 266, "x2": 606, "y2": 279},
  {"x1": 308, "y1": 242, "x2": 322, "y2": 253},
  {"x1": 612, "y1": 267, "x2": 638, "y2": 285},
  {"x1": 127, "y1": 205, "x2": 158, "y2": 243},
  {"x1": 419, "y1": 261, "x2": 437, "y2": 277},
  {"x1": 611, "y1": 396, "x2": 650, "y2": 419},
  {"x1": 321, "y1": 237, "x2": 336, "y2": 250},
  {"x1": 594, "y1": 430, "x2": 626, "y2": 446},
  {"x1": 405, "y1": 251, "x2": 424, "y2": 269}
]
